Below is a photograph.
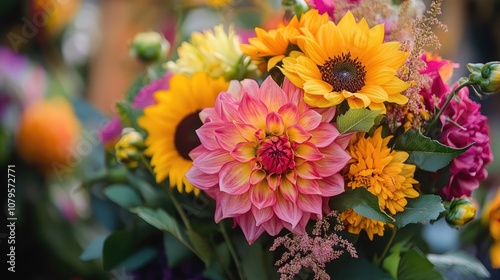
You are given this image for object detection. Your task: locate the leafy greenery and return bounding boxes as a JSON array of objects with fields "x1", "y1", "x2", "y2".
[
  {"x1": 329, "y1": 188, "x2": 394, "y2": 222},
  {"x1": 336, "y1": 108, "x2": 382, "y2": 134},
  {"x1": 393, "y1": 195, "x2": 445, "y2": 228}
]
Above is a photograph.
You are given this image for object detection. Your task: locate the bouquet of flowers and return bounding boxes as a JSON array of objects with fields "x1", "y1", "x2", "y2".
[{"x1": 82, "y1": 0, "x2": 500, "y2": 279}]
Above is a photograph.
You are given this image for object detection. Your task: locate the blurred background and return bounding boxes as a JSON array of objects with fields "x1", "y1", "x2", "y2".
[{"x1": 0, "y1": 0, "x2": 499, "y2": 279}]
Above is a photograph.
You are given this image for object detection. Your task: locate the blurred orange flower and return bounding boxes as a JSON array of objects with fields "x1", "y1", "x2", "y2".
[
  {"x1": 16, "y1": 98, "x2": 81, "y2": 175},
  {"x1": 486, "y1": 188, "x2": 500, "y2": 268}
]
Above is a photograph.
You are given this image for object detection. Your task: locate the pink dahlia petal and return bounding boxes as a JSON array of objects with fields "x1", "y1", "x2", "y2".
[
  {"x1": 196, "y1": 121, "x2": 225, "y2": 150},
  {"x1": 256, "y1": 76, "x2": 288, "y2": 113},
  {"x1": 185, "y1": 167, "x2": 218, "y2": 190},
  {"x1": 296, "y1": 177, "x2": 322, "y2": 195},
  {"x1": 266, "y1": 112, "x2": 285, "y2": 135},
  {"x1": 231, "y1": 142, "x2": 257, "y2": 162},
  {"x1": 218, "y1": 192, "x2": 252, "y2": 219},
  {"x1": 235, "y1": 122, "x2": 260, "y2": 142},
  {"x1": 317, "y1": 174, "x2": 345, "y2": 197},
  {"x1": 214, "y1": 124, "x2": 246, "y2": 151},
  {"x1": 193, "y1": 149, "x2": 233, "y2": 174},
  {"x1": 295, "y1": 162, "x2": 322, "y2": 180},
  {"x1": 297, "y1": 194, "x2": 323, "y2": 217},
  {"x1": 273, "y1": 193, "x2": 303, "y2": 229},
  {"x1": 219, "y1": 161, "x2": 252, "y2": 195},
  {"x1": 251, "y1": 206, "x2": 273, "y2": 226},
  {"x1": 249, "y1": 169, "x2": 266, "y2": 185},
  {"x1": 294, "y1": 142, "x2": 324, "y2": 161},
  {"x1": 215, "y1": 92, "x2": 240, "y2": 121},
  {"x1": 298, "y1": 110, "x2": 322, "y2": 131},
  {"x1": 279, "y1": 179, "x2": 298, "y2": 202},
  {"x1": 287, "y1": 124, "x2": 312, "y2": 144},
  {"x1": 239, "y1": 93, "x2": 268, "y2": 129},
  {"x1": 236, "y1": 213, "x2": 265, "y2": 244},
  {"x1": 335, "y1": 132, "x2": 354, "y2": 149},
  {"x1": 262, "y1": 217, "x2": 284, "y2": 236},
  {"x1": 267, "y1": 174, "x2": 282, "y2": 191},
  {"x1": 315, "y1": 143, "x2": 351, "y2": 176},
  {"x1": 278, "y1": 103, "x2": 300, "y2": 128},
  {"x1": 250, "y1": 181, "x2": 277, "y2": 209},
  {"x1": 309, "y1": 122, "x2": 339, "y2": 148}
]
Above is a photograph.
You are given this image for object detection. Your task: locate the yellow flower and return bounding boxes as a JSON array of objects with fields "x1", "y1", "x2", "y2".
[
  {"x1": 138, "y1": 72, "x2": 229, "y2": 194},
  {"x1": 281, "y1": 11, "x2": 409, "y2": 111},
  {"x1": 16, "y1": 98, "x2": 81, "y2": 175},
  {"x1": 115, "y1": 128, "x2": 145, "y2": 169},
  {"x1": 341, "y1": 127, "x2": 419, "y2": 240},
  {"x1": 166, "y1": 24, "x2": 255, "y2": 81},
  {"x1": 206, "y1": 0, "x2": 233, "y2": 8},
  {"x1": 485, "y1": 188, "x2": 500, "y2": 268},
  {"x1": 241, "y1": 9, "x2": 329, "y2": 71}
]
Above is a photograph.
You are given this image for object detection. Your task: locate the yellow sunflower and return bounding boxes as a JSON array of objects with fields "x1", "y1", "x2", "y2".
[
  {"x1": 138, "y1": 72, "x2": 229, "y2": 194},
  {"x1": 280, "y1": 11, "x2": 409, "y2": 111},
  {"x1": 341, "y1": 127, "x2": 419, "y2": 240},
  {"x1": 241, "y1": 9, "x2": 329, "y2": 71}
]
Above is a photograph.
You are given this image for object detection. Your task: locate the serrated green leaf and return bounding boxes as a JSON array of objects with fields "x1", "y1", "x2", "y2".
[
  {"x1": 329, "y1": 188, "x2": 394, "y2": 223},
  {"x1": 427, "y1": 251, "x2": 490, "y2": 279},
  {"x1": 398, "y1": 249, "x2": 444, "y2": 280},
  {"x1": 393, "y1": 195, "x2": 445, "y2": 228},
  {"x1": 394, "y1": 130, "x2": 471, "y2": 172},
  {"x1": 80, "y1": 234, "x2": 108, "y2": 261},
  {"x1": 104, "y1": 184, "x2": 142, "y2": 209},
  {"x1": 336, "y1": 108, "x2": 382, "y2": 134}
]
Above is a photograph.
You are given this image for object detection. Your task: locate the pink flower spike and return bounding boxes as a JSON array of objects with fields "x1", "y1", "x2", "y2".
[{"x1": 186, "y1": 77, "x2": 350, "y2": 243}]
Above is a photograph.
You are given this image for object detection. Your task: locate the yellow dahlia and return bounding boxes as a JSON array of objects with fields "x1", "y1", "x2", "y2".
[
  {"x1": 341, "y1": 127, "x2": 419, "y2": 240},
  {"x1": 241, "y1": 9, "x2": 329, "y2": 71},
  {"x1": 166, "y1": 24, "x2": 255, "y2": 81},
  {"x1": 138, "y1": 72, "x2": 229, "y2": 194},
  {"x1": 280, "y1": 11, "x2": 409, "y2": 111}
]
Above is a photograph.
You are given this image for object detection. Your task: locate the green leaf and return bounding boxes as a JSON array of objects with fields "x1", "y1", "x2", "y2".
[
  {"x1": 427, "y1": 251, "x2": 490, "y2": 279},
  {"x1": 336, "y1": 108, "x2": 382, "y2": 134},
  {"x1": 130, "y1": 207, "x2": 187, "y2": 246},
  {"x1": 382, "y1": 243, "x2": 402, "y2": 279},
  {"x1": 104, "y1": 184, "x2": 143, "y2": 209},
  {"x1": 116, "y1": 101, "x2": 144, "y2": 131},
  {"x1": 329, "y1": 188, "x2": 394, "y2": 223},
  {"x1": 187, "y1": 230, "x2": 213, "y2": 267},
  {"x1": 333, "y1": 256, "x2": 393, "y2": 280},
  {"x1": 102, "y1": 230, "x2": 135, "y2": 270},
  {"x1": 393, "y1": 195, "x2": 445, "y2": 228},
  {"x1": 398, "y1": 249, "x2": 444, "y2": 280},
  {"x1": 203, "y1": 243, "x2": 231, "y2": 280},
  {"x1": 80, "y1": 234, "x2": 108, "y2": 261},
  {"x1": 393, "y1": 130, "x2": 471, "y2": 172},
  {"x1": 241, "y1": 242, "x2": 271, "y2": 280},
  {"x1": 164, "y1": 233, "x2": 194, "y2": 268},
  {"x1": 115, "y1": 246, "x2": 158, "y2": 271}
]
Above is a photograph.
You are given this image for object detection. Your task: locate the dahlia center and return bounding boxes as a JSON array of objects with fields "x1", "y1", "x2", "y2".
[
  {"x1": 257, "y1": 135, "x2": 295, "y2": 174},
  {"x1": 321, "y1": 52, "x2": 367, "y2": 93},
  {"x1": 174, "y1": 111, "x2": 202, "y2": 160}
]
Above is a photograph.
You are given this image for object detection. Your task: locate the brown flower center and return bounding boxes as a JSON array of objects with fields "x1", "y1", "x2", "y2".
[
  {"x1": 320, "y1": 52, "x2": 366, "y2": 93},
  {"x1": 174, "y1": 111, "x2": 202, "y2": 160}
]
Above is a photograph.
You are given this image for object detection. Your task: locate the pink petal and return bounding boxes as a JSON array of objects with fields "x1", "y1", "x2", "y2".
[
  {"x1": 196, "y1": 121, "x2": 225, "y2": 150},
  {"x1": 256, "y1": 76, "x2": 288, "y2": 113},
  {"x1": 231, "y1": 142, "x2": 257, "y2": 162},
  {"x1": 250, "y1": 181, "x2": 277, "y2": 209},
  {"x1": 185, "y1": 167, "x2": 219, "y2": 190},
  {"x1": 214, "y1": 124, "x2": 246, "y2": 152},
  {"x1": 309, "y1": 122, "x2": 339, "y2": 148},
  {"x1": 278, "y1": 103, "x2": 300, "y2": 129},
  {"x1": 315, "y1": 107, "x2": 337, "y2": 122},
  {"x1": 251, "y1": 205, "x2": 273, "y2": 226},
  {"x1": 240, "y1": 78, "x2": 260, "y2": 97},
  {"x1": 296, "y1": 177, "x2": 322, "y2": 195},
  {"x1": 297, "y1": 193, "x2": 322, "y2": 216},
  {"x1": 188, "y1": 145, "x2": 206, "y2": 161},
  {"x1": 315, "y1": 143, "x2": 351, "y2": 176},
  {"x1": 267, "y1": 174, "x2": 282, "y2": 191},
  {"x1": 236, "y1": 213, "x2": 265, "y2": 244},
  {"x1": 249, "y1": 169, "x2": 266, "y2": 185},
  {"x1": 266, "y1": 112, "x2": 285, "y2": 135},
  {"x1": 215, "y1": 92, "x2": 240, "y2": 121},
  {"x1": 239, "y1": 93, "x2": 268, "y2": 129},
  {"x1": 262, "y1": 217, "x2": 284, "y2": 236},
  {"x1": 286, "y1": 124, "x2": 312, "y2": 144},
  {"x1": 279, "y1": 179, "x2": 298, "y2": 202},
  {"x1": 294, "y1": 142, "x2": 324, "y2": 161},
  {"x1": 335, "y1": 132, "x2": 354, "y2": 149},
  {"x1": 219, "y1": 161, "x2": 252, "y2": 195},
  {"x1": 234, "y1": 122, "x2": 259, "y2": 142},
  {"x1": 218, "y1": 192, "x2": 251, "y2": 219},
  {"x1": 285, "y1": 213, "x2": 310, "y2": 234},
  {"x1": 298, "y1": 110, "x2": 321, "y2": 131},
  {"x1": 273, "y1": 192, "x2": 303, "y2": 229},
  {"x1": 317, "y1": 174, "x2": 345, "y2": 197},
  {"x1": 295, "y1": 161, "x2": 322, "y2": 180},
  {"x1": 193, "y1": 149, "x2": 234, "y2": 174}
]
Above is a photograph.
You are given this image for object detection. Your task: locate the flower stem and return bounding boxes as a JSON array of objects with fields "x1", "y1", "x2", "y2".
[
  {"x1": 376, "y1": 227, "x2": 397, "y2": 267},
  {"x1": 219, "y1": 221, "x2": 246, "y2": 280}
]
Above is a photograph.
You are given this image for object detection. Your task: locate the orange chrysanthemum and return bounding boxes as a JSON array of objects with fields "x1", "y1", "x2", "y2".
[{"x1": 341, "y1": 127, "x2": 419, "y2": 240}]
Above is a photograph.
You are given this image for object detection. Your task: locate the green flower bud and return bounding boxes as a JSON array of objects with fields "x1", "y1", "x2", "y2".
[
  {"x1": 467, "y1": 61, "x2": 500, "y2": 93},
  {"x1": 115, "y1": 128, "x2": 145, "y2": 169},
  {"x1": 445, "y1": 197, "x2": 477, "y2": 229},
  {"x1": 130, "y1": 31, "x2": 170, "y2": 63}
]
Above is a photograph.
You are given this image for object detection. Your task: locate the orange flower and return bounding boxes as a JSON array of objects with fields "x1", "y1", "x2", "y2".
[
  {"x1": 486, "y1": 189, "x2": 500, "y2": 268},
  {"x1": 16, "y1": 98, "x2": 81, "y2": 175}
]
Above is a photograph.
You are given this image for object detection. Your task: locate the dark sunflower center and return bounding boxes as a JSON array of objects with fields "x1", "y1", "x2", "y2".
[
  {"x1": 320, "y1": 52, "x2": 367, "y2": 93},
  {"x1": 174, "y1": 111, "x2": 203, "y2": 160}
]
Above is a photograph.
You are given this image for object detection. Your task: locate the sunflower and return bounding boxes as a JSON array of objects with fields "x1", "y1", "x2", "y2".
[
  {"x1": 341, "y1": 127, "x2": 419, "y2": 240},
  {"x1": 280, "y1": 11, "x2": 409, "y2": 111},
  {"x1": 138, "y1": 72, "x2": 229, "y2": 194}
]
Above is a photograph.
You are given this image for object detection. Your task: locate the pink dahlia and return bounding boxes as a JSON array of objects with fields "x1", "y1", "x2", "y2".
[
  {"x1": 186, "y1": 77, "x2": 351, "y2": 243},
  {"x1": 419, "y1": 53, "x2": 458, "y2": 111},
  {"x1": 439, "y1": 86, "x2": 493, "y2": 199}
]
